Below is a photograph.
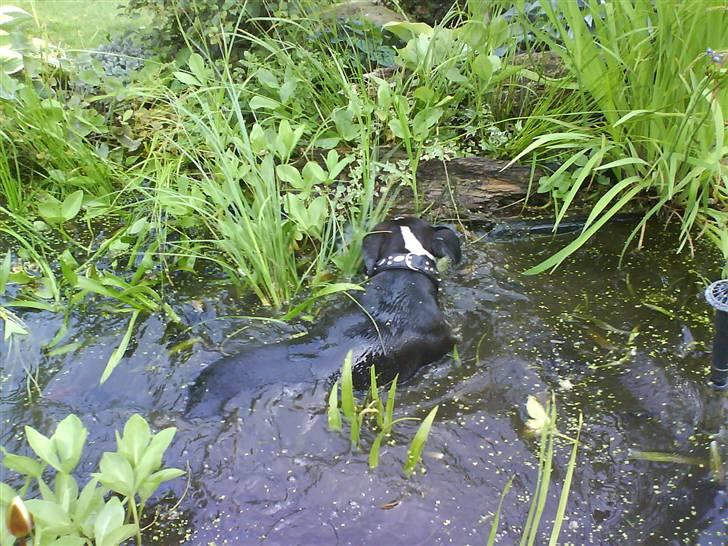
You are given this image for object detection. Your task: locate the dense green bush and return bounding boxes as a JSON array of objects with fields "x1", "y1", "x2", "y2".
[{"x1": 125, "y1": 0, "x2": 300, "y2": 58}]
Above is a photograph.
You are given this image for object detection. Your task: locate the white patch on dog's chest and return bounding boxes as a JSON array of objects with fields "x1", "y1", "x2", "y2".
[{"x1": 400, "y1": 226, "x2": 435, "y2": 259}]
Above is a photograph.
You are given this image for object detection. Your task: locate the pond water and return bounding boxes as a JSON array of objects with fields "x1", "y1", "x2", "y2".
[{"x1": 1, "y1": 221, "x2": 726, "y2": 545}]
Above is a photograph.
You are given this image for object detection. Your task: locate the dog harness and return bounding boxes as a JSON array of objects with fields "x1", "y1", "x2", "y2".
[{"x1": 369, "y1": 253, "x2": 441, "y2": 286}]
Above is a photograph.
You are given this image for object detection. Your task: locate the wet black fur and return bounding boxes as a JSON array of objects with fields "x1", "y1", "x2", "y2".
[{"x1": 185, "y1": 217, "x2": 461, "y2": 418}]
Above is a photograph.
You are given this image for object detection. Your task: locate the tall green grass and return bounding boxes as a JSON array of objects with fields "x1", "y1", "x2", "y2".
[{"x1": 505, "y1": 0, "x2": 728, "y2": 274}]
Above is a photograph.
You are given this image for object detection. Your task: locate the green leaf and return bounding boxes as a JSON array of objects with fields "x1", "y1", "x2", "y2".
[
  {"x1": 412, "y1": 107, "x2": 443, "y2": 141},
  {"x1": 276, "y1": 164, "x2": 304, "y2": 189},
  {"x1": 327, "y1": 380, "x2": 342, "y2": 432},
  {"x1": 279, "y1": 77, "x2": 297, "y2": 104},
  {"x1": 59, "y1": 250, "x2": 78, "y2": 286},
  {"x1": 249, "y1": 95, "x2": 280, "y2": 111},
  {"x1": 37, "y1": 194, "x2": 64, "y2": 225},
  {"x1": 548, "y1": 413, "x2": 582, "y2": 546},
  {"x1": 350, "y1": 412, "x2": 362, "y2": 449},
  {"x1": 187, "y1": 53, "x2": 206, "y2": 83},
  {"x1": 275, "y1": 120, "x2": 304, "y2": 161},
  {"x1": 388, "y1": 118, "x2": 408, "y2": 140},
  {"x1": 61, "y1": 190, "x2": 84, "y2": 222},
  {"x1": 100, "y1": 310, "x2": 140, "y2": 384},
  {"x1": 472, "y1": 53, "x2": 500, "y2": 82},
  {"x1": 255, "y1": 67, "x2": 279, "y2": 89},
  {"x1": 249, "y1": 123, "x2": 268, "y2": 155},
  {"x1": 172, "y1": 71, "x2": 201, "y2": 87},
  {"x1": 2, "y1": 453, "x2": 43, "y2": 478},
  {"x1": 0, "y1": 46, "x2": 22, "y2": 75},
  {"x1": 486, "y1": 477, "x2": 514, "y2": 546},
  {"x1": 413, "y1": 86, "x2": 435, "y2": 104},
  {"x1": 525, "y1": 395, "x2": 549, "y2": 434},
  {"x1": 0, "y1": 251, "x2": 10, "y2": 296},
  {"x1": 370, "y1": 365, "x2": 384, "y2": 429},
  {"x1": 383, "y1": 21, "x2": 433, "y2": 41},
  {"x1": 134, "y1": 427, "x2": 176, "y2": 484},
  {"x1": 369, "y1": 432, "x2": 384, "y2": 469},
  {"x1": 0, "y1": 6, "x2": 32, "y2": 26},
  {"x1": 94, "y1": 452, "x2": 135, "y2": 497},
  {"x1": 94, "y1": 497, "x2": 126, "y2": 545},
  {"x1": 98, "y1": 524, "x2": 138, "y2": 546},
  {"x1": 332, "y1": 108, "x2": 357, "y2": 141},
  {"x1": 118, "y1": 414, "x2": 151, "y2": 466},
  {"x1": 24, "y1": 499, "x2": 74, "y2": 535},
  {"x1": 404, "y1": 405, "x2": 438, "y2": 476},
  {"x1": 45, "y1": 535, "x2": 87, "y2": 546},
  {"x1": 25, "y1": 426, "x2": 62, "y2": 471},
  {"x1": 340, "y1": 351, "x2": 356, "y2": 420},
  {"x1": 52, "y1": 414, "x2": 87, "y2": 473},
  {"x1": 0, "y1": 482, "x2": 17, "y2": 505},
  {"x1": 302, "y1": 161, "x2": 327, "y2": 185},
  {"x1": 138, "y1": 468, "x2": 185, "y2": 505},
  {"x1": 524, "y1": 182, "x2": 644, "y2": 275},
  {"x1": 73, "y1": 478, "x2": 104, "y2": 526},
  {"x1": 383, "y1": 375, "x2": 398, "y2": 434},
  {"x1": 54, "y1": 473, "x2": 78, "y2": 513}
]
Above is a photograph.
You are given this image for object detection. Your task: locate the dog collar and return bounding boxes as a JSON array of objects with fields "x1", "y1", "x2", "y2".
[{"x1": 368, "y1": 253, "x2": 441, "y2": 285}]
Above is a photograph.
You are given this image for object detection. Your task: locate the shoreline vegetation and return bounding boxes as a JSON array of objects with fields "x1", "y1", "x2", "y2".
[
  {"x1": 0, "y1": 1, "x2": 726, "y2": 544},
  {"x1": 0, "y1": 0, "x2": 725, "y2": 371}
]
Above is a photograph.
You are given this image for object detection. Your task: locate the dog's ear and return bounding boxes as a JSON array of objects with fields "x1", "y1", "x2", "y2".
[
  {"x1": 362, "y1": 229, "x2": 386, "y2": 275},
  {"x1": 432, "y1": 225, "x2": 461, "y2": 264}
]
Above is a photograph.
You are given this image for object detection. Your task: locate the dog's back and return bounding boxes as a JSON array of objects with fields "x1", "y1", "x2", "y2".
[{"x1": 185, "y1": 217, "x2": 461, "y2": 418}]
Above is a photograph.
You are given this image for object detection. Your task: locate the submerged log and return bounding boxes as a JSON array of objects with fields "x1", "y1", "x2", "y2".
[{"x1": 391, "y1": 156, "x2": 545, "y2": 222}]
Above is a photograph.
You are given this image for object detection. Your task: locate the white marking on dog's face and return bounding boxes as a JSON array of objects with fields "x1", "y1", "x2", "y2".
[{"x1": 400, "y1": 226, "x2": 435, "y2": 259}]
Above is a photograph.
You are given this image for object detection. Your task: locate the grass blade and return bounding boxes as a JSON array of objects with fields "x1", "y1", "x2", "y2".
[
  {"x1": 100, "y1": 310, "x2": 140, "y2": 384},
  {"x1": 340, "y1": 350, "x2": 356, "y2": 420},
  {"x1": 327, "y1": 380, "x2": 342, "y2": 432},
  {"x1": 369, "y1": 432, "x2": 384, "y2": 469},
  {"x1": 487, "y1": 476, "x2": 514, "y2": 546},
  {"x1": 404, "y1": 405, "x2": 438, "y2": 476},
  {"x1": 547, "y1": 412, "x2": 583, "y2": 546},
  {"x1": 383, "y1": 375, "x2": 398, "y2": 434}
]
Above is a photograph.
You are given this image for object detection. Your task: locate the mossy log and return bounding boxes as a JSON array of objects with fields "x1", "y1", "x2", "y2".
[{"x1": 391, "y1": 157, "x2": 545, "y2": 222}]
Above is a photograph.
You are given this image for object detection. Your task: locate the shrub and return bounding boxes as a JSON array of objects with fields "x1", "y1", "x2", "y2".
[{"x1": 125, "y1": 0, "x2": 301, "y2": 58}]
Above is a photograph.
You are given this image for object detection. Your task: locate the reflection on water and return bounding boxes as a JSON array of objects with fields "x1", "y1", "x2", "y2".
[{"x1": 1, "y1": 223, "x2": 726, "y2": 545}]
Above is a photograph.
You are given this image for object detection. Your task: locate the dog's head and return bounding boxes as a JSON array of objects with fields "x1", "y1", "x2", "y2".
[{"x1": 362, "y1": 217, "x2": 462, "y2": 276}]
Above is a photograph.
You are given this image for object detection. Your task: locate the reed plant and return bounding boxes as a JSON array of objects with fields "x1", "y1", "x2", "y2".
[{"x1": 505, "y1": 0, "x2": 728, "y2": 274}]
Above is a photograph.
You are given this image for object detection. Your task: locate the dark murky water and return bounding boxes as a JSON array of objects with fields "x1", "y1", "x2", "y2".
[{"x1": 2, "y1": 222, "x2": 727, "y2": 545}]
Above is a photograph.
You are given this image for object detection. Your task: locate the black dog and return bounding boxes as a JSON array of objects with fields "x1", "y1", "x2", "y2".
[{"x1": 186, "y1": 217, "x2": 461, "y2": 417}]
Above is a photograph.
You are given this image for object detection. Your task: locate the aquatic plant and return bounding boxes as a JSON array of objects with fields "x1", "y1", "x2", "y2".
[
  {"x1": 504, "y1": 0, "x2": 728, "y2": 275},
  {"x1": 0, "y1": 414, "x2": 184, "y2": 546},
  {"x1": 327, "y1": 351, "x2": 439, "y2": 476},
  {"x1": 487, "y1": 395, "x2": 582, "y2": 546}
]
